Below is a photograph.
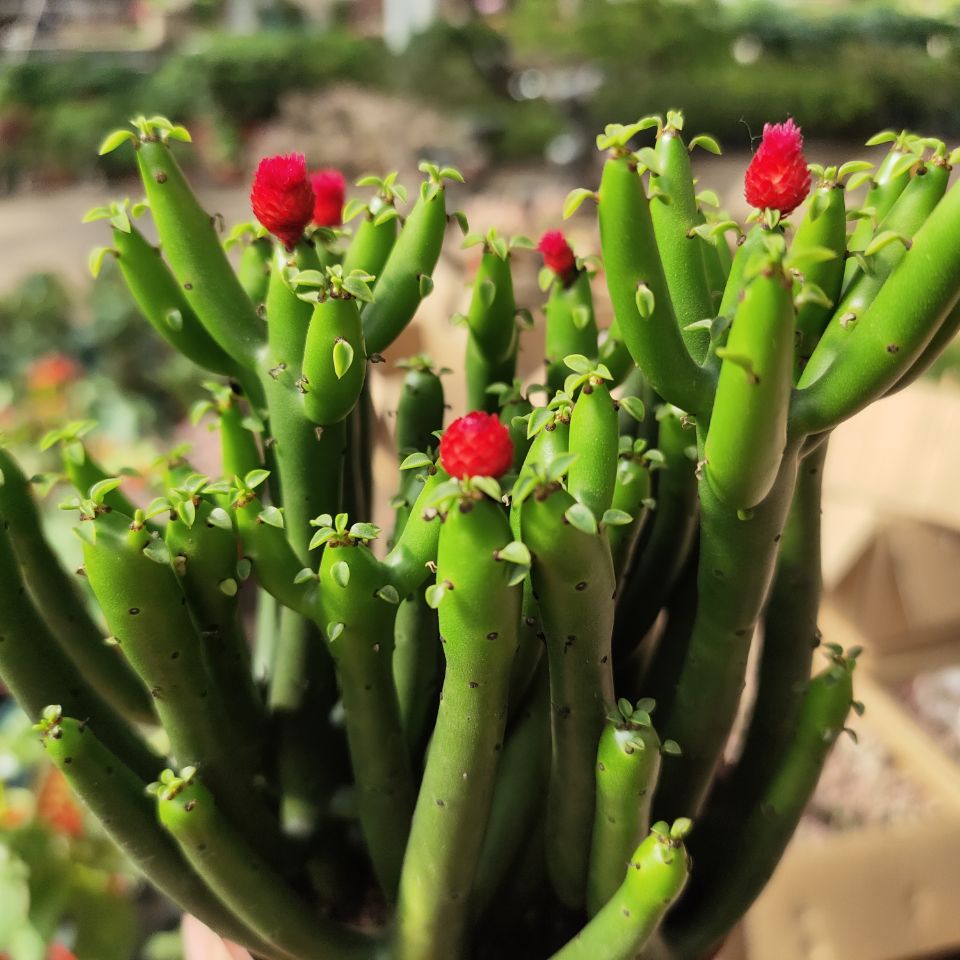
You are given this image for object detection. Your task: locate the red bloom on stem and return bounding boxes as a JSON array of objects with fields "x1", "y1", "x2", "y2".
[
  {"x1": 538, "y1": 230, "x2": 578, "y2": 284},
  {"x1": 310, "y1": 168, "x2": 347, "y2": 228},
  {"x1": 744, "y1": 118, "x2": 810, "y2": 216},
  {"x1": 440, "y1": 412, "x2": 514, "y2": 480},
  {"x1": 250, "y1": 153, "x2": 315, "y2": 249}
]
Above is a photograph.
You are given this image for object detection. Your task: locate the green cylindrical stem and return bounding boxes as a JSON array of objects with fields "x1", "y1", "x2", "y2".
[
  {"x1": 613, "y1": 408, "x2": 698, "y2": 658},
  {"x1": 157, "y1": 775, "x2": 377, "y2": 960},
  {"x1": 800, "y1": 160, "x2": 949, "y2": 387},
  {"x1": 521, "y1": 485, "x2": 616, "y2": 909},
  {"x1": 467, "y1": 249, "x2": 519, "y2": 365},
  {"x1": 471, "y1": 666, "x2": 550, "y2": 921},
  {"x1": 362, "y1": 183, "x2": 448, "y2": 356},
  {"x1": 383, "y1": 467, "x2": 448, "y2": 596},
  {"x1": 466, "y1": 333, "x2": 517, "y2": 413},
  {"x1": 669, "y1": 659, "x2": 854, "y2": 960},
  {"x1": 649, "y1": 128, "x2": 714, "y2": 363},
  {"x1": 652, "y1": 445, "x2": 801, "y2": 821},
  {"x1": 303, "y1": 296, "x2": 367, "y2": 426},
  {"x1": 396, "y1": 361, "x2": 445, "y2": 457},
  {"x1": 550, "y1": 827, "x2": 690, "y2": 960},
  {"x1": 567, "y1": 381, "x2": 619, "y2": 519},
  {"x1": 394, "y1": 495, "x2": 521, "y2": 960},
  {"x1": 545, "y1": 271, "x2": 598, "y2": 394},
  {"x1": 41, "y1": 716, "x2": 279, "y2": 959},
  {"x1": 843, "y1": 141, "x2": 915, "y2": 288},
  {"x1": 703, "y1": 266, "x2": 795, "y2": 511},
  {"x1": 792, "y1": 174, "x2": 960, "y2": 435},
  {"x1": 319, "y1": 539, "x2": 415, "y2": 899},
  {"x1": 587, "y1": 716, "x2": 662, "y2": 918},
  {"x1": 217, "y1": 391, "x2": 264, "y2": 481},
  {"x1": 598, "y1": 319, "x2": 635, "y2": 388},
  {"x1": 0, "y1": 523, "x2": 158, "y2": 781},
  {"x1": 165, "y1": 499, "x2": 266, "y2": 749},
  {"x1": 791, "y1": 183, "x2": 847, "y2": 381},
  {"x1": 82, "y1": 509, "x2": 281, "y2": 856},
  {"x1": 136, "y1": 139, "x2": 264, "y2": 369},
  {"x1": 343, "y1": 212, "x2": 398, "y2": 281},
  {"x1": 598, "y1": 154, "x2": 711, "y2": 418},
  {"x1": 887, "y1": 296, "x2": 960, "y2": 395},
  {"x1": 237, "y1": 235, "x2": 273, "y2": 306},
  {"x1": 112, "y1": 222, "x2": 240, "y2": 378},
  {"x1": 607, "y1": 454, "x2": 653, "y2": 582},
  {"x1": 0, "y1": 448, "x2": 152, "y2": 723}
]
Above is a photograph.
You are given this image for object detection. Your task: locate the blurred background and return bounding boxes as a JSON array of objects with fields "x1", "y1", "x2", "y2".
[{"x1": 1, "y1": 1, "x2": 959, "y2": 959}]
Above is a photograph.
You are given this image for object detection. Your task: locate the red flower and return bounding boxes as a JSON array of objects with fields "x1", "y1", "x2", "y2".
[
  {"x1": 538, "y1": 230, "x2": 577, "y2": 284},
  {"x1": 744, "y1": 118, "x2": 810, "y2": 216},
  {"x1": 439, "y1": 412, "x2": 514, "y2": 480},
  {"x1": 250, "y1": 153, "x2": 315, "y2": 249},
  {"x1": 310, "y1": 168, "x2": 347, "y2": 228},
  {"x1": 46, "y1": 944, "x2": 77, "y2": 960},
  {"x1": 27, "y1": 353, "x2": 80, "y2": 391}
]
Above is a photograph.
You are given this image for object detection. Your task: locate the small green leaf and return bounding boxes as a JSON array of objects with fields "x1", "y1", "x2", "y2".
[
  {"x1": 166, "y1": 124, "x2": 193, "y2": 143},
  {"x1": 477, "y1": 279, "x2": 496, "y2": 309},
  {"x1": 236, "y1": 557, "x2": 252, "y2": 581},
  {"x1": 472, "y1": 475, "x2": 502, "y2": 501},
  {"x1": 331, "y1": 560, "x2": 351, "y2": 588},
  {"x1": 546, "y1": 451, "x2": 579, "y2": 483},
  {"x1": 401, "y1": 451, "x2": 434, "y2": 471},
  {"x1": 497, "y1": 541, "x2": 531, "y2": 566},
  {"x1": 309, "y1": 528, "x2": 334, "y2": 550},
  {"x1": 343, "y1": 276, "x2": 374, "y2": 302},
  {"x1": 376, "y1": 584, "x2": 401, "y2": 605},
  {"x1": 259, "y1": 505, "x2": 284, "y2": 528},
  {"x1": 207, "y1": 507, "x2": 233, "y2": 530},
  {"x1": 88, "y1": 246, "x2": 113, "y2": 278},
  {"x1": 662, "y1": 739, "x2": 682, "y2": 756},
  {"x1": 865, "y1": 130, "x2": 898, "y2": 146},
  {"x1": 526, "y1": 406, "x2": 553, "y2": 439},
  {"x1": 452, "y1": 211, "x2": 469, "y2": 235},
  {"x1": 688, "y1": 134, "x2": 721, "y2": 155},
  {"x1": 635, "y1": 283, "x2": 655, "y2": 319},
  {"x1": 619, "y1": 396, "x2": 645, "y2": 422},
  {"x1": 571, "y1": 305, "x2": 592, "y2": 330},
  {"x1": 538, "y1": 266, "x2": 555, "y2": 292},
  {"x1": 671, "y1": 817, "x2": 693, "y2": 840},
  {"x1": 327, "y1": 621, "x2": 345, "y2": 642},
  {"x1": 332, "y1": 339, "x2": 355, "y2": 380},
  {"x1": 565, "y1": 502, "x2": 598, "y2": 535},
  {"x1": 143, "y1": 537, "x2": 171, "y2": 565},
  {"x1": 602, "y1": 508, "x2": 633, "y2": 527},
  {"x1": 563, "y1": 187, "x2": 596, "y2": 220},
  {"x1": 244, "y1": 468, "x2": 271, "y2": 490},
  {"x1": 219, "y1": 578, "x2": 238, "y2": 597},
  {"x1": 98, "y1": 129, "x2": 137, "y2": 155},
  {"x1": 177, "y1": 499, "x2": 197, "y2": 528},
  {"x1": 863, "y1": 230, "x2": 911, "y2": 257},
  {"x1": 425, "y1": 582, "x2": 447, "y2": 609},
  {"x1": 349, "y1": 522, "x2": 380, "y2": 541},
  {"x1": 89, "y1": 477, "x2": 122, "y2": 503},
  {"x1": 294, "y1": 567, "x2": 316, "y2": 585},
  {"x1": 564, "y1": 354, "x2": 593, "y2": 375}
]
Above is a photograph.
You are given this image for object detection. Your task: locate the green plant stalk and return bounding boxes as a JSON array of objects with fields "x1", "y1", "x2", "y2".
[
  {"x1": 81, "y1": 509, "x2": 283, "y2": 858},
  {"x1": 843, "y1": 140, "x2": 915, "y2": 288},
  {"x1": 613, "y1": 408, "x2": 698, "y2": 659},
  {"x1": 344, "y1": 380, "x2": 375, "y2": 521},
  {"x1": 567, "y1": 381, "x2": 619, "y2": 519},
  {"x1": 136, "y1": 139, "x2": 264, "y2": 369},
  {"x1": 587, "y1": 715, "x2": 662, "y2": 917},
  {"x1": 302, "y1": 296, "x2": 367, "y2": 426},
  {"x1": 791, "y1": 182, "x2": 847, "y2": 381},
  {"x1": 886, "y1": 296, "x2": 960, "y2": 395},
  {"x1": 545, "y1": 272, "x2": 598, "y2": 394},
  {"x1": 521, "y1": 485, "x2": 616, "y2": 909},
  {"x1": 40, "y1": 715, "x2": 280, "y2": 959},
  {"x1": 549, "y1": 826, "x2": 690, "y2": 960},
  {"x1": 165, "y1": 499, "x2": 267, "y2": 751},
  {"x1": 668, "y1": 657, "x2": 854, "y2": 960},
  {"x1": 792, "y1": 176, "x2": 960, "y2": 435},
  {"x1": 800, "y1": 160, "x2": 949, "y2": 387},
  {"x1": 318, "y1": 539, "x2": 415, "y2": 899},
  {"x1": 510, "y1": 411, "x2": 571, "y2": 540},
  {"x1": 157, "y1": 774, "x2": 379, "y2": 960},
  {"x1": 393, "y1": 495, "x2": 521, "y2": 960},
  {"x1": 598, "y1": 154, "x2": 711, "y2": 418},
  {"x1": 0, "y1": 448, "x2": 152, "y2": 722},
  {"x1": 342, "y1": 212, "x2": 399, "y2": 282},
  {"x1": 471, "y1": 666, "x2": 550, "y2": 922},
  {"x1": 466, "y1": 248, "x2": 519, "y2": 366},
  {"x1": 56, "y1": 440, "x2": 138, "y2": 517},
  {"x1": 0, "y1": 524, "x2": 158, "y2": 781},
  {"x1": 607, "y1": 454, "x2": 653, "y2": 583},
  {"x1": 703, "y1": 266, "x2": 795, "y2": 511},
  {"x1": 598, "y1": 320, "x2": 635, "y2": 388},
  {"x1": 217, "y1": 389, "x2": 264, "y2": 480},
  {"x1": 649, "y1": 128, "x2": 714, "y2": 363},
  {"x1": 362, "y1": 183, "x2": 448, "y2": 356},
  {"x1": 237, "y1": 234, "x2": 273, "y2": 305},
  {"x1": 652, "y1": 442, "x2": 802, "y2": 821},
  {"x1": 466, "y1": 333, "x2": 516, "y2": 413}
]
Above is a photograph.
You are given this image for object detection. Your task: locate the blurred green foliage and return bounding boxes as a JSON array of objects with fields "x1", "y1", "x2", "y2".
[{"x1": 0, "y1": 2, "x2": 959, "y2": 178}]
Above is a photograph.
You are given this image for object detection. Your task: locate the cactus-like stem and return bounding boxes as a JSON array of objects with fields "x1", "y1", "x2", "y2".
[
  {"x1": 549, "y1": 822, "x2": 691, "y2": 960},
  {"x1": 545, "y1": 271, "x2": 599, "y2": 394},
  {"x1": 0, "y1": 448, "x2": 153, "y2": 723},
  {"x1": 667, "y1": 653, "x2": 856, "y2": 959},
  {"x1": 39, "y1": 712, "x2": 278, "y2": 957}
]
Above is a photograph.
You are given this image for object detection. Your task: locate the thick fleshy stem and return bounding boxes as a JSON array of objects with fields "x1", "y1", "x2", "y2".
[
  {"x1": 393, "y1": 494, "x2": 521, "y2": 960},
  {"x1": 0, "y1": 447, "x2": 153, "y2": 723}
]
